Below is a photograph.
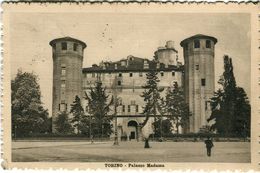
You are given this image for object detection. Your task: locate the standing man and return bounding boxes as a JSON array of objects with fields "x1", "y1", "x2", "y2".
[{"x1": 204, "y1": 136, "x2": 214, "y2": 157}]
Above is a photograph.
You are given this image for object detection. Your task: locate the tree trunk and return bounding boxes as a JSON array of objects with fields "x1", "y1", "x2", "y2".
[
  {"x1": 176, "y1": 121, "x2": 179, "y2": 134},
  {"x1": 144, "y1": 138, "x2": 150, "y2": 148},
  {"x1": 175, "y1": 122, "x2": 179, "y2": 142},
  {"x1": 160, "y1": 118, "x2": 163, "y2": 139}
]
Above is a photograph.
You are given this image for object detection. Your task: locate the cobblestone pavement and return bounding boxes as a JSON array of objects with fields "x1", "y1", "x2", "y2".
[{"x1": 12, "y1": 141, "x2": 250, "y2": 162}]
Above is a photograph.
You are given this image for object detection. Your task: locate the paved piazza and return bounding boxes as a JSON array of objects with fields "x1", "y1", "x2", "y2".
[{"x1": 12, "y1": 141, "x2": 250, "y2": 162}]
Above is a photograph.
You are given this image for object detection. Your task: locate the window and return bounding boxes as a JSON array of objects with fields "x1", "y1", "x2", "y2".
[
  {"x1": 172, "y1": 71, "x2": 175, "y2": 76},
  {"x1": 160, "y1": 72, "x2": 164, "y2": 77},
  {"x1": 136, "y1": 105, "x2": 139, "y2": 112},
  {"x1": 61, "y1": 42, "x2": 67, "y2": 50},
  {"x1": 131, "y1": 100, "x2": 136, "y2": 105},
  {"x1": 196, "y1": 65, "x2": 199, "y2": 70},
  {"x1": 61, "y1": 69, "x2": 66, "y2": 76},
  {"x1": 206, "y1": 40, "x2": 211, "y2": 48},
  {"x1": 129, "y1": 73, "x2": 133, "y2": 77},
  {"x1": 117, "y1": 81, "x2": 121, "y2": 86},
  {"x1": 144, "y1": 60, "x2": 149, "y2": 69},
  {"x1": 201, "y1": 78, "x2": 206, "y2": 86},
  {"x1": 139, "y1": 72, "x2": 143, "y2": 77},
  {"x1": 128, "y1": 105, "x2": 131, "y2": 112},
  {"x1": 173, "y1": 81, "x2": 178, "y2": 86},
  {"x1": 118, "y1": 73, "x2": 122, "y2": 77},
  {"x1": 73, "y1": 43, "x2": 78, "y2": 51},
  {"x1": 60, "y1": 103, "x2": 67, "y2": 112},
  {"x1": 194, "y1": 40, "x2": 200, "y2": 48},
  {"x1": 118, "y1": 99, "x2": 122, "y2": 106},
  {"x1": 61, "y1": 81, "x2": 66, "y2": 88},
  {"x1": 205, "y1": 101, "x2": 208, "y2": 110},
  {"x1": 121, "y1": 61, "x2": 126, "y2": 66},
  {"x1": 122, "y1": 105, "x2": 125, "y2": 112},
  {"x1": 92, "y1": 73, "x2": 95, "y2": 78}
]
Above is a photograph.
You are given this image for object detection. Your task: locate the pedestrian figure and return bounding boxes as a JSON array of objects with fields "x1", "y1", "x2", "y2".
[{"x1": 204, "y1": 136, "x2": 214, "y2": 157}]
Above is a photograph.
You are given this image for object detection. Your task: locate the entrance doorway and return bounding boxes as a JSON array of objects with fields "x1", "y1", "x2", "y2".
[
  {"x1": 128, "y1": 120, "x2": 138, "y2": 140},
  {"x1": 130, "y1": 131, "x2": 135, "y2": 139}
]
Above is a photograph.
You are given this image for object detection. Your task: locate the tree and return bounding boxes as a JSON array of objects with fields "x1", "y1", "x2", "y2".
[
  {"x1": 70, "y1": 95, "x2": 84, "y2": 134},
  {"x1": 207, "y1": 89, "x2": 226, "y2": 134},
  {"x1": 153, "y1": 118, "x2": 173, "y2": 137},
  {"x1": 85, "y1": 81, "x2": 114, "y2": 138},
  {"x1": 165, "y1": 82, "x2": 191, "y2": 134},
  {"x1": 54, "y1": 112, "x2": 74, "y2": 134},
  {"x1": 233, "y1": 87, "x2": 251, "y2": 137},
  {"x1": 140, "y1": 69, "x2": 164, "y2": 147},
  {"x1": 11, "y1": 70, "x2": 50, "y2": 137},
  {"x1": 208, "y1": 55, "x2": 251, "y2": 137}
]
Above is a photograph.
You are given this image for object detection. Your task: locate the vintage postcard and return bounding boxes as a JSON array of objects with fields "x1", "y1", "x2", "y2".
[{"x1": 1, "y1": 2, "x2": 260, "y2": 171}]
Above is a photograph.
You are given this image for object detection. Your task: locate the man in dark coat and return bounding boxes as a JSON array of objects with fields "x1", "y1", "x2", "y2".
[{"x1": 204, "y1": 137, "x2": 214, "y2": 157}]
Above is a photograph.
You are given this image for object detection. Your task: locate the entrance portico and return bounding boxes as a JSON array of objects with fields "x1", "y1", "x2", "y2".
[{"x1": 127, "y1": 120, "x2": 138, "y2": 140}]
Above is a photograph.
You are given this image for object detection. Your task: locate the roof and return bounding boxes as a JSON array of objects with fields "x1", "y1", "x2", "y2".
[
  {"x1": 155, "y1": 47, "x2": 178, "y2": 54},
  {"x1": 180, "y1": 34, "x2": 218, "y2": 47},
  {"x1": 82, "y1": 56, "x2": 183, "y2": 73},
  {"x1": 49, "y1": 37, "x2": 87, "y2": 48}
]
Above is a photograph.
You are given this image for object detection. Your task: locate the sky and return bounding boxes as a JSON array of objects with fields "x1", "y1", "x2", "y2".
[{"x1": 10, "y1": 13, "x2": 251, "y2": 115}]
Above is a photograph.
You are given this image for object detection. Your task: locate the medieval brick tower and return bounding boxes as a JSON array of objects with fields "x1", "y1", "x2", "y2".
[
  {"x1": 180, "y1": 34, "x2": 217, "y2": 133},
  {"x1": 50, "y1": 37, "x2": 87, "y2": 132}
]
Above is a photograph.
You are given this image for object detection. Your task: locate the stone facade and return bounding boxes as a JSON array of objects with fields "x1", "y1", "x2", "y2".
[
  {"x1": 50, "y1": 34, "x2": 217, "y2": 137},
  {"x1": 82, "y1": 54, "x2": 183, "y2": 140}
]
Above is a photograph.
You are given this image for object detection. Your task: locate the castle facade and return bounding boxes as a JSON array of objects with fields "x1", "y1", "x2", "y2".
[{"x1": 50, "y1": 34, "x2": 217, "y2": 140}]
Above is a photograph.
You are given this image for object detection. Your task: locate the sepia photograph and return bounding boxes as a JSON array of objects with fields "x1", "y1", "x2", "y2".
[{"x1": 2, "y1": 2, "x2": 259, "y2": 170}]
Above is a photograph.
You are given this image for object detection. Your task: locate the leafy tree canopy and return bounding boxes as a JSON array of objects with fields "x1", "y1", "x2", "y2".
[
  {"x1": 11, "y1": 70, "x2": 50, "y2": 137},
  {"x1": 54, "y1": 112, "x2": 74, "y2": 134}
]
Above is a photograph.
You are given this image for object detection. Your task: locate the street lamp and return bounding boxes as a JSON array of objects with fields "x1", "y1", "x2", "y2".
[
  {"x1": 86, "y1": 106, "x2": 93, "y2": 144},
  {"x1": 14, "y1": 125, "x2": 17, "y2": 141},
  {"x1": 89, "y1": 115, "x2": 94, "y2": 144},
  {"x1": 113, "y1": 97, "x2": 119, "y2": 146}
]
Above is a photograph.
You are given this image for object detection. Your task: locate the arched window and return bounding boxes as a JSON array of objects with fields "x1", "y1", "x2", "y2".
[
  {"x1": 73, "y1": 43, "x2": 78, "y2": 51},
  {"x1": 206, "y1": 40, "x2": 211, "y2": 48},
  {"x1": 194, "y1": 40, "x2": 200, "y2": 48},
  {"x1": 61, "y1": 42, "x2": 67, "y2": 50}
]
